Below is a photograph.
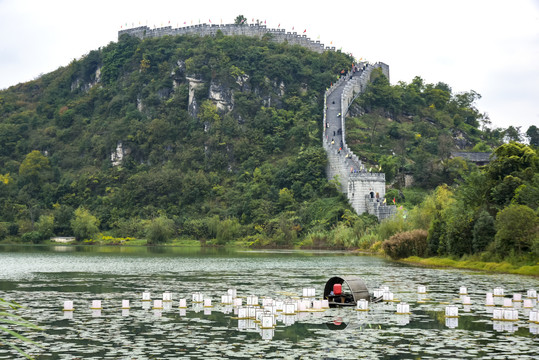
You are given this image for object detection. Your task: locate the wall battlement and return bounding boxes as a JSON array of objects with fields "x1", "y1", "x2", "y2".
[{"x1": 118, "y1": 24, "x2": 336, "y2": 53}]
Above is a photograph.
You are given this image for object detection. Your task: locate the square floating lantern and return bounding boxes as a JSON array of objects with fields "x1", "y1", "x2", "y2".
[
  {"x1": 503, "y1": 298, "x2": 513, "y2": 308},
  {"x1": 459, "y1": 286, "x2": 468, "y2": 296},
  {"x1": 261, "y1": 315, "x2": 274, "y2": 329},
  {"x1": 445, "y1": 305, "x2": 459, "y2": 318},
  {"x1": 321, "y1": 299, "x2": 330, "y2": 309},
  {"x1": 528, "y1": 309, "x2": 539, "y2": 324},
  {"x1": 526, "y1": 289, "x2": 537, "y2": 299},
  {"x1": 283, "y1": 303, "x2": 296, "y2": 315},
  {"x1": 503, "y1": 309, "x2": 518, "y2": 321},
  {"x1": 262, "y1": 298, "x2": 274, "y2": 307},
  {"x1": 247, "y1": 295, "x2": 259, "y2": 306},
  {"x1": 248, "y1": 306, "x2": 257, "y2": 319},
  {"x1": 492, "y1": 308, "x2": 504, "y2": 321},
  {"x1": 234, "y1": 298, "x2": 243, "y2": 307},
  {"x1": 237, "y1": 307, "x2": 248, "y2": 319},
  {"x1": 275, "y1": 300, "x2": 284, "y2": 311},
  {"x1": 493, "y1": 287, "x2": 504, "y2": 297},
  {"x1": 142, "y1": 291, "x2": 151, "y2": 301},
  {"x1": 221, "y1": 295, "x2": 233, "y2": 305},
  {"x1": 203, "y1": 298, "x2": 212, "y2": 308},
  {"x1": 153, "y1": 300, "x2": 163, "y2": 310},
  {"x1": 312, "y1": 300, "x2": 323, "y2": 311},
  {"x1": 513, "y1": 293, "x2": 522, "y2": 302},
  {"x1": 522, "y1": 299, "x2": 533, "y2": 309},
  {"x1": 90, "y1": 300, "x2": 102, "y2": 310},
  {"x1": 121, "y1": 300, "x2": 130, "y2": 309},
  {"x1": 178, "y1": 298, "x2": 187, "y2": 308},
  {"x1": 373, "y1": 289, "x2": 384, "y2": 298},
  {"x1": 383, "y1": 291, "x2": 394, "y2": 302},
  {"x1": 163, "y1": 292, "x2": 172, "y2": 302},
  {"x1": 192, "y1": 292, "x2": 204, "y2": 303},
  {"x1": 63, "y1": 300, "x2": 74, "y2": 311},
  {"x1": 485, "y1": 295, "x2": 495, "y2": 307},
  {"x1": 396, "y1": 302, "x2": 411, "y2": 315},
  {"x1": 417, "y1": 285, "x2": 427, "y2": 294},
  {"x1": 356, "y1": 299, "x2": 369, "y2": 312}
]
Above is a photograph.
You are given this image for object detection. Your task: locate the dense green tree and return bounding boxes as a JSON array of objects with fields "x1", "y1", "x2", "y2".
[
  {"x1": 494, "y1": 204, "x2": 538, "y2": 256},
  {"x1": 526, "y1": 125, "x2": 539, "y2": 147},
  {"x1": 472, "y1": 210, "x2": 495, "y2": 253},
  {"x1": 145, "y1": 216, "x2": 175, "y2": 244},
  {"x1": 71, "y1": 207, "x2": 100, "y2": 241}
]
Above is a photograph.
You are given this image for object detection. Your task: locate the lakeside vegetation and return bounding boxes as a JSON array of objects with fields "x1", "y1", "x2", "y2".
[{"x1": 0, "y1": 31, "x2": 537, "y2": 274}]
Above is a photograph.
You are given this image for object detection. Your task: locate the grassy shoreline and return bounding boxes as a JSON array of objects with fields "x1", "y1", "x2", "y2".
[{"x1": 401, "y1": 256, "x2": 539, "y2": 277}]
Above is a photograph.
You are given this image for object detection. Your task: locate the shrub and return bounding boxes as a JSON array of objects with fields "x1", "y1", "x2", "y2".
[
  {"x1": 146, "y1": 216, "x2": 175, "y2": 245},
  {"x1": 21, "y1": 231, "x2": 45, "y2": 244},
  {"x1": 382, "y1": 229, "x2": 428, "y2": 260}
]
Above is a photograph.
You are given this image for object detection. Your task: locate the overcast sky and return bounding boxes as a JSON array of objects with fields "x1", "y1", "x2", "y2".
[{"x1": 1, "y1": 0, "x2": 537, "y2": 132}]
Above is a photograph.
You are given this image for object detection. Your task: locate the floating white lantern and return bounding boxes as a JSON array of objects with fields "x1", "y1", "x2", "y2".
[
  {"x1": 237, "y1": 307, "x2": 248, "y2": 319},
  {"x1": 121, "y1": 300, "x2": 130, "y2": 309},
  {"x1": 526, "y1": 289, "x2": 537, "y2": 299},
  {"x1": 203, "y1": 298, "x2": 212, "y2": 308},
  {"x1": 445, "y1": 305, "x2": 458, "y2": 318},
  {"x1": 322, "y1": 299, "x2": 329, "y2": 309},
  {"x1": 493, "y1": 287, "x2": 504, "y2": 297},
  {"x1": 142, "y1": 291, "x2": 151, "y2": 301},
  {"x1": 417, "y1": 285, "x2": 427, "y2": 294},
  {"x1": 312, "y1": 300, "x2": 323, "y2": 311},
  {"x1": 503, "y1": 309, "x2": 518, "y2": 321},
  {"x1": 529, "y1": 309, "x2": 539, "y2": 324},
  {"x1": 248, "y1": 306, "x2": 257, "y2": 319},
  {"x1": 178, "y1": 298, "x2": 187, "y2": 308},
  {"x1": 492, "y1": 308, "x2": 504, "y2": 320},
  {"x1": 445, "y1": 317, "x2": 458, "y2": 329},
  {"x1": 459, "y1": 286, "x2": 468, "y2": 295},
  {"x1": 522, "y1": 299, "x2": 533, "y2": 309},
  {"x1": 192, "y1": 292, "x2": 204, "y2": 303},
  {"x1": 485, "y1": 295, "x2": 495, "y2": 307},
  {"x1": 262, "y1": 298, "x2": 273, "y2": 307},
  {"x1": 227, "y1": 289, "x2": 237, "y2": 298},
  {"x1": 283, "y1": 303, "x2": 296, "y2": 315},
  {"x1": 503, "y1": 298, "x2": 513, "y2": 307},
  {"x1": 234, "y1": 298, "x2": 243, "y2": 307},
  {"x1": 153, "y1": 300, "x2": 163, "y2": 310},
  {"x1": 356, "y1": 299, "x2": 369, "y2": 311},
  {"x1": 247, "y1": 295, "x2": 259, "y2": 306},
  {"x1": 261, "y1": 315, "x2": 274, "y2": 329},
  {"x1": 297, "y1": 301, "x2": 308, "y2": 312},
  {"x1": 90, "y1": 300, "x2": 102, "y2": 310},
  {"x1": 383, "y1": 291, "x2": 394, "y2": 302},
  {"x1": 275, "y1": 300, "x2": 284, "y2": 311},
  {"x1": 462, "y1": 296, "x2": 472, "y2": 305},
  {"x1": 373, "y1": 289, "x2": 384, "y2": 298},
  {"x1": 396, "y1": 302, "x2": 411, "y2": 315},
  {"x1": 163, "y1": 292, "x2": 172, "y2": 302},
  {"x1": 63, "y1": 301, "x2": 74, "y2": 311},
  {"x1": 221, "y1": 295, "x2": 233, "y2": 304},
  {"x1": 513, "y1": 293, "x2": 522, "y2": 302}
]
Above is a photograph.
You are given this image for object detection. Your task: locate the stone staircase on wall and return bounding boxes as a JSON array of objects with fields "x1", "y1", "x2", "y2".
[{"x1": 323, "y1": 64, "x2": 396, "y2": 220}]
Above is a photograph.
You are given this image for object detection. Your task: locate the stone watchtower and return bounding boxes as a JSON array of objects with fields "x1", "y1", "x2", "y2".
[{"x1": 323, "y1": 63, "x2": 395, "y2": 220}]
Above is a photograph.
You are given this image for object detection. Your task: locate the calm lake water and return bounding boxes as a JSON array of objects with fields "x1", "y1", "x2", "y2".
[{"x1": 0, "y1": 245, "x2": 538, "y2": 359}]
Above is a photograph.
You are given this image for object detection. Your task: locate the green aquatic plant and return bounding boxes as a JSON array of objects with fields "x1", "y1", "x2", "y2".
[{"x1": 0, "y1": 298, "x2": 42, "y2": 359}]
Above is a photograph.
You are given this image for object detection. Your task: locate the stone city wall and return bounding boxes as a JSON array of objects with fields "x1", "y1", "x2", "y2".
[{"x1": 118, "y1": 24, "x2": 336, "y2": 53}]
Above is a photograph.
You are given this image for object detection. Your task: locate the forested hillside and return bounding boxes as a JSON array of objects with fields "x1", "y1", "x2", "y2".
[
  {"x1": 0, "y1": 31, "x2": 537, "y2": 259},
  {"x1": 0, "y1": 32, "x2": 356, "y2": 245}
]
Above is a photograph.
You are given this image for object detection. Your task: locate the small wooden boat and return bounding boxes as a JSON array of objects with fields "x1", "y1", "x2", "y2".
[{"x1": 323, "y1": 276, "x2": 370, "y2": 308}]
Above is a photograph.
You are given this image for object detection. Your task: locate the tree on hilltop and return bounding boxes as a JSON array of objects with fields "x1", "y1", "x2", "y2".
[{"x1": 234, "y1": 15, "x2": 247, "y2": 25}]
